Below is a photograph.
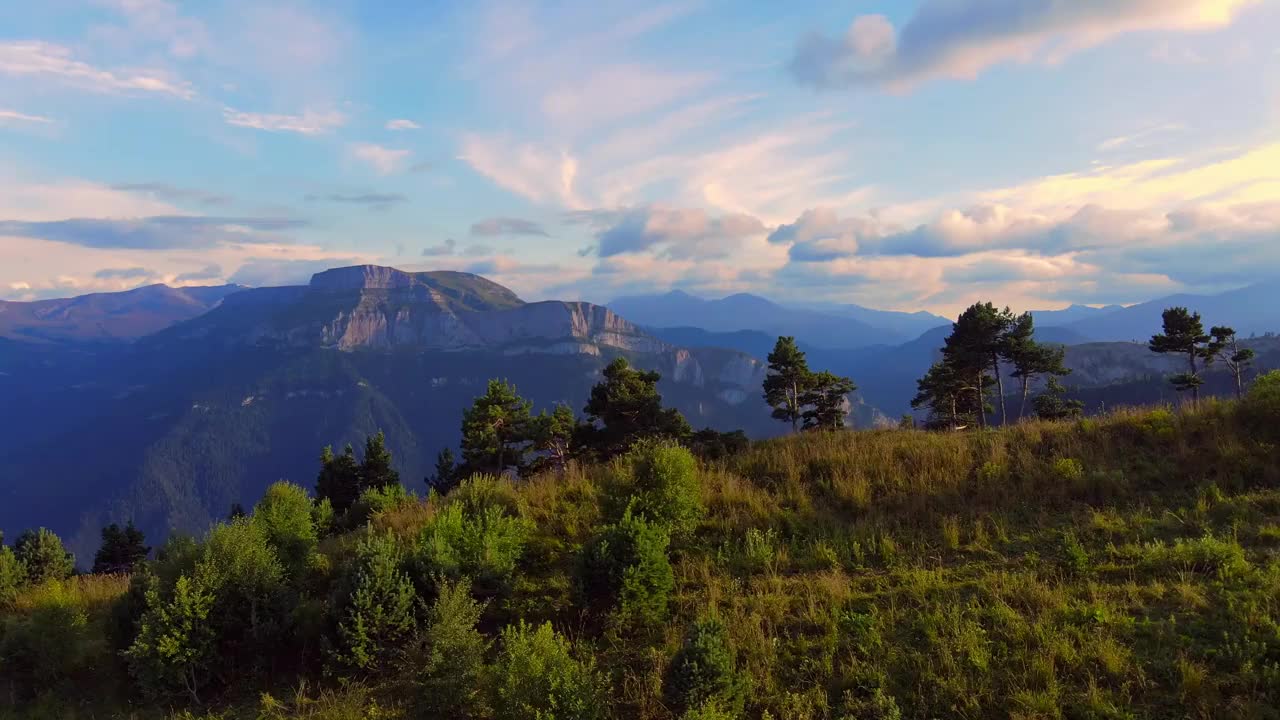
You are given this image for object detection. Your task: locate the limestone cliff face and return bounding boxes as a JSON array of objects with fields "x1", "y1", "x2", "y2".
[{"x1": 159, "y1": 265, "x2": 767, "y2": 405}]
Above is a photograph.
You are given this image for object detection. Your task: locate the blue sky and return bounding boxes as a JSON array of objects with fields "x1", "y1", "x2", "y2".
[{"x1": 1, "y1": 0, "x2": 1277, "y2": 314}]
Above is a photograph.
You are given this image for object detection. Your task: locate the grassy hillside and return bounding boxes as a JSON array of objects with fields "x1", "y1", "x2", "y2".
[{"x1": 3, "y1": 390, "x2": 1279, "y2": 719}]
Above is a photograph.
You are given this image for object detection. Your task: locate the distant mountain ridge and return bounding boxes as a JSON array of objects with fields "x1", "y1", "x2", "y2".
[
  {"x1": 0, "y1": 283, "x2": 245, "y2": 343},
  {"x1": 606, "y1": 290, "x2": 948, "y2": 348}
]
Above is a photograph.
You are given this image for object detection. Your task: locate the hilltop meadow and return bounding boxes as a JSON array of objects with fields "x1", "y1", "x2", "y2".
[{"x1": 3, "y1": 378, "x2": 1279, "y2": 719}]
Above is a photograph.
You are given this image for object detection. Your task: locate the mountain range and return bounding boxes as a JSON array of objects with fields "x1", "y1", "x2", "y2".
[{"x1": 2, "y1": 269, "x2": 1277, "y2": 560}]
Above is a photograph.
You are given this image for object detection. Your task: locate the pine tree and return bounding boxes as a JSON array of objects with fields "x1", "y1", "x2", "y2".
[
  {"x1": 13, "y1": 528, "x2": 75, "y2": 584},
  {"x1": 947, "y1": 303, "x2": 1016, "y2": 426},
  {"x1": 762, "y1": 336, "x2": 813, "y2": 432},
  {"x1": 800, "y1": 370, "x2": 857, "y2": 431},
  {"x1": 581, "y1": 358, "x2": 691, "y2": 458},
  {"x1": 315, "y1": 444, "x2": 362, "y2": 514},
  {"x1": 912, "y1": 360, "x2": 988, "y2": 430},
  {"x1": 461, "y1": 379, "x2": 534, "y2": 477},
  {"x1": 1211, "y1": 326, "x2": 1254, "y2": 399},
  {"x1": 529, "y1": 403, "x2": 578, "y2": 474},
  {"x1": 1032, "y1": 377, "x2": 1084, "y2": 421},
  {"x1": 360, "y1": 431, "x2": 401, "y2": 491},
  {"x1": 1149, "y1": 307, "x2": 1220, "y2": 403},
  {"x1": 93, "y1": 521, "x2": 151, "y2": 574},
  {"x1": 427, "y1": 448, "x2": 460, "y2": 495},
  {"x1": 1004, "y1": 312, "x2": 1070, "y2": 421},
  {"x1": 330, "y1": 531, "x2": 418, "y2": 674}
]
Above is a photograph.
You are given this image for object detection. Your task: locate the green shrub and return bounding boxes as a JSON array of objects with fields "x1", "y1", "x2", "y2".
[
  {"x1": 616, "y1": 441, "x2": 703, "y2": 538},
  {"x1": 578, "y1": 509, "x2": 674, "y2": 627},
  {"x1": 330, "y1": 531, "x2": 418, "y2": 674},
  {"x1": 253, "y1": 481, "x2": 318, "y2": 577},
  {"x1": 0, "y1": 580, "x2": 95, "y2": 693},
  {"x1": 0, "y1": 545, "x2": 26, "y2": 606},
  {"x1": 13, "y1": 528, "x2": 75, "y2": 584},
  {"x1": 447, "y1": 473, "x2": 522, "y2": 518},
  {"x1": 124, "y1": 574, "x2": 217, "y2": 702},
  {"x1": 347, "y1": 483, "x2": 417, "y2": 528},
  {"x1": 414, "y1": 492, "x2": 530, "y2": 591},
  {"x1": 664, "y1": 616, "x2": 745, "y2": 717},
  {"x1": 834, "y1": 688, "x2": 902, "y2": 720},
  {"x1": 492, "y1": 621, "x2": 606, "y2": 720},
  {"x1": 416, "y1": 578, "x2": 490, "y2": 717},
  {"x1": 1053, "y1": 458, "x2": 1085, "y2": 483}
]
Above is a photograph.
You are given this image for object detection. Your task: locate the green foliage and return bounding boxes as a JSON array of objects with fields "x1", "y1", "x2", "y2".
[
  {"x1": 427, "y1": 447, "x2": 460, "y2": 495},
  {"x1": 581, "y1": 357, "x2": 691, "y2": 457},
  {"x1": 346, "y1": 483, "x2": 417, "y2": 528},
  {"x1": 330, "y1": 531, "x2": 417, "y2": 675},
  {"x1": 0, "y1": 580, "x2": 95, "y2": 692},
  {"x1": 460, "y1": 379, "x2": 534, "y2": 477},
  {"x1": 763, "y1": 336, "x2": 813, "y2": 432},
  {"x1": 801, "y1": 370, "x2": 857, "y2": 431},
  {"x1": 689, "y1": 428, "x2": 750, "y2": 462},
  {"x1": 578, "y1": 509, "x2": 674, "y2": 626},
  {"x1": 414, "y1": 501, "x2": 529, "y2": 590},
  {"x1": 124, "y1": 574, "x2": 217, "y2": 702},
  {"x1": 1033, "y1": 376, "x2": 1084, "y2": 420},
  {"x1": 315, "y1": 444, "x2": 362, "y2": 514},
  {"x1": 492, "y1": 621, "x2": 606, "y2": 720},
  {"x1": 360, "y1": 431, "x2": 401, "y2": 491},
  {"x1": 0, "y1": 546, "x2": 25, "y2": 606},
  {"x1": 13, "y1": 528, "x2": 74, "y2": 585},
  {"x1": 945, "y1": 302, "x2": 1016, "y2": 427},
  {"x1": 91, "y1": 521, "x2": 150, "y2": 575},
  {"x1": 664, "y1": 616, "x2": 745, "y2": 717},
  {"x1": 1150, "y1": 307, "x2": 1219, "y2": 401},
  {"x1": 616, "y1": 441, "x2": 703, "y2": 539},
  {"x1": 252, "y1": 481, "x2": 317, "y2": 576},
  {"x1": 416, "y1": 578, "x2": 490, "y2": 717}
]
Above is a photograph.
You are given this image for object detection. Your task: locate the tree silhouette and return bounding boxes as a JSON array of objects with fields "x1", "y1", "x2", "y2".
[
  {"x1": 1211, "y1": 326, "x2": 1254, "y2": 399},
  {"x1": 1149, "y1": 307, "x2": 1220, "y2": 403}
]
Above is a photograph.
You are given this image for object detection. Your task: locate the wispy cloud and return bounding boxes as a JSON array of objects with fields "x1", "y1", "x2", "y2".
[
  {"x1": 1096, "y1": 123, "x2": 1188, "y2": 152},
  {"x1": 111, "y1": 182, "x2": 231, "y2": 206},
  {"x1": 222, "y1": 107, "x2": 346, "y2": 135},
  {"x1": 790, "y1": 0, "x2": 1260, "y2": 91},
  {"x1": 348, "y1": 143, "x2": 411, "y2": 175},
  {"x1": 304, "y1": 192, "x2": 408, "y2": 210},
  {"x1": 421, "y1": 239, "x2": 456, "y2": 257},
  {"x1": 0, "y1": 41, "x2": 194, "y2": 98},
  {"x1": 470, "y1": 217, "x2": 550, "y2": 237},
  {"x1": 0, "y1": 109, "x2": 53, "y2": 124},
  {"x1": 93, "y1": 266, "x2": 159, "y2": 281},
  {"x1": 385, "y1": 118, "x2": 420, "y2": 130},
  {"x1": 0, "y1": 216, "x2": 306, "y2": 249},
  {"x1": 174, "y1": 263, "x2": 223, "y2": 283}
]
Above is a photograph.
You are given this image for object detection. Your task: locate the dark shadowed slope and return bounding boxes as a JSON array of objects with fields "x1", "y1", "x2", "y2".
[{"x1": 0, "y1": 283, "x2": 245, "y2": 343}]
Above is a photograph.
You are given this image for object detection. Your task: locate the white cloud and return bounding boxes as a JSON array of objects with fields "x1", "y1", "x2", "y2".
[
  {"x1": 460, "y1": 134, "x2": 585, "y2": 208},
  {"x1": 0, "y1": 109, "x2": 53, "y2": 124},
  {"x1": 222, "y1": 107, "x2": 346, "y2": 135},
  {"x1": 89, "y1": 0, "x2": 211, "y2": 60},
  {"x1": 385, "y1": 118, "x2": 421, "y2": 130},
  {"x1": 791, "y1": 0, "x2": 1261, "y2": 91},
  {"x1": 0, "y1": 41, "x2": 194, "y2": 98},
  {"x1": 348, "y1": 143, "x2": 412, "y2": 175}
]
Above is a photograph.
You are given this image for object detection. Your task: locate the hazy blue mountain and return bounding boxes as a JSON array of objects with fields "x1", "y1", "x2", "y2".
[
  {"x1": 606, "y1": 290, "x2": 913, "y2": 348},
  {"x1": 788, "y1": 301, "x2": 950, "y2": 339},
  {"x1": 0, "y1": 266, "x2": 780, "y2": 559},
  {"x1": 1031, "y1": 304, "x2": 1124, "y2": 327},
  {"x1": 0, "y1": 283, "x2": 245, "y2": 344},
  {"x1": 1062, "y1": 280, "x2": 1280, "y2": 342}
]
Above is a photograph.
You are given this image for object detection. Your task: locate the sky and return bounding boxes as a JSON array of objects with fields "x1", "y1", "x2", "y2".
[{"x1": 1, "y1": 0, "x2": 1277, "y2": 315}]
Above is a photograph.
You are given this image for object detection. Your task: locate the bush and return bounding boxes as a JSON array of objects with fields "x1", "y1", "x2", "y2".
[
  {"x1": 578, "y1": 509, "x2": 674, "y2": 627},
  {"x1": 616, "y1": 441, "x2": 703, "y2": 538},
  {"x1": 417, "y1": 578, "x2": 490, "y2": 717},
  {"x1": 664, "y1": 616, "x2": 745, "y2": 717},
  {"x1": 0, "y1": 580, "x2": 95, "y2": 693},
  {"x1": 346, "y1": 483, "x2": 417, "y2": 528},
  {"x1": 414, "y1": 484, "x2": 530, "y2": 591},
  {"x1": 124, "y1": 574, "x2": 217, "y2": 702},
  {"x1": 13, "y1": 528, "x2": 75, "y2": 584},
  {"x1": 492, "y1": 621, "x2": 606, "y2": 720},
  {"x1": 253, "y1": 481, "x2": 318, "y2": 576},
  {"x1": 0, "y1": 545, "x2": 26, "y2": 606},
  {"x1": 330, "y1": 531, "x2": 418, "y2": 674}
]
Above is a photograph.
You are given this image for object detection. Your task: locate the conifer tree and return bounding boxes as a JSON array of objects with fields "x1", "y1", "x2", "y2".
[
  {"x1": 461, "y1": 379, "x2": 534, "y2": 477},
  {"x1": 947, "y1": 302, "x2": 1016, "y2": 426},
  {"x1": 582, "y1": 358, "x2": 691, "y2": 457},
  {"x1": 13, "y1": 528, "x2": 75, "y2": 584},
  {"x1": 316, "y1": 444, "x2": 362, "y2": 514},
  {"x1": 1004, "y1": 312, "x2": 1071, "y2": 421},
  {"x1": 427, "y1": 447, "x2": 460, "y2": 494},
  {"x1": 1149, "y1": 307, "x2": 1220, "y2": 403},
  {"x1": 1033, "y1": 377, "x2": 1084, "y2": 421},
  {"x1": 801, "y1": 370, "x2": 857, "y2": 430},
  {"x1": 360, "y1": 431, "x2": 400, "y2": 491},
  {"x1": 529, "y1": 403, "x2": 578, "y2": 474},
  {"x1": 762, "y1": 336, "x2": 813, "y2": 432},
  {"x1": 1211, "y1": 326, "x2": 1254, "y2": 399},
  {"x1": 93, "y1": 521, "x2": 151, "y2": 574}
]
